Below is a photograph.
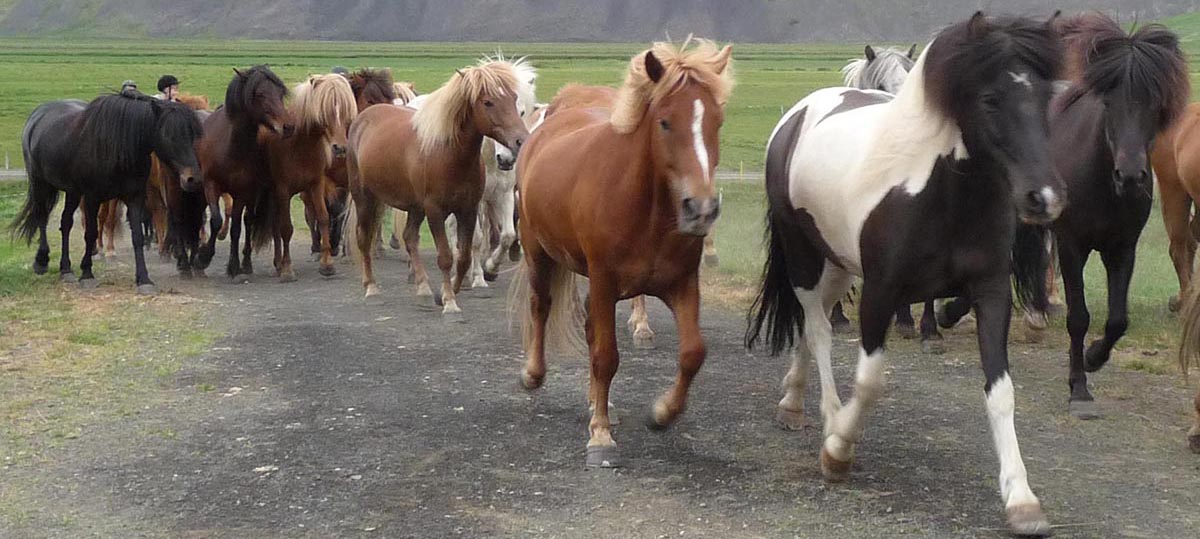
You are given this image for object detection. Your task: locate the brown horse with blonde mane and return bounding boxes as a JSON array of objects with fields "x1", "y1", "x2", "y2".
[
  {"x1": 347, "y1": 57, "x2": 531, "y2": 315},
  {"x1": 512, "y1": 39, "x2": 733, "y2": 467},
  {"x1": 261, "y1": 74, "x2": 357, "y2": 281}
]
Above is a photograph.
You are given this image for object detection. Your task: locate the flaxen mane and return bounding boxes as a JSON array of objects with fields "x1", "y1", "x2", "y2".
[
  {"x1": 291, "y1": 74, "x2": 357, "y2": 135},
  {"x1": 412, "y1": 56, "x2": 532, "y2": 154},
  {"x1": 393, "y1": 81, "x2": 418, "y2": 104},
  {"x1": 610, "y1": 38, "x2": 735, "y2": 134}
]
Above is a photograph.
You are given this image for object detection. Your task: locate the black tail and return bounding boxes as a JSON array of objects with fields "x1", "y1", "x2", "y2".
[
  {"x1": 1012, "y1": 223, "x2": 1051, "y2": 313},
  {"x1": 11, "y1": 173, "x2": 58, "y2": 245},
  {"x1": 745, "y1": 209, "x2": 805, "y2": 356},
  {"x1": 246, "y1": 183, "x2": 276, "y2": 250}
]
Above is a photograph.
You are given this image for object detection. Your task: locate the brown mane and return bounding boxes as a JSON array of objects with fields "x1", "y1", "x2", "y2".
[{"x1": 176, "y1": 93, "x2": 209, "y2": 111}]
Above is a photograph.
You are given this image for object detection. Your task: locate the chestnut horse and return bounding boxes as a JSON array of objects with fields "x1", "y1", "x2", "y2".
[
  {"x1": 1155, "y1": 104, "x2": 1200, "y2": 313},
  {"x1": 262, "y1": 74, "x2": 356, "y2": 281},
  {"x1": 512, "y1": 40, "x2": 733, "y2": 468},
  {"x1": 347, "y1": 57, "x2": 531, "y2": 315},
  {"x1": 197, "y1": 65, "x2": 292, "y2": 280}
]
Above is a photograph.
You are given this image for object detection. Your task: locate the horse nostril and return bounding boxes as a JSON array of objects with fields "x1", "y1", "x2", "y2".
[{"x1": 1026, "y1": 190, "x2": 1047, "y2": 213}]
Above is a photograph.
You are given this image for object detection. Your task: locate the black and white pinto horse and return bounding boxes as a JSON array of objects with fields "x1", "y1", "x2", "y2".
[
  {"x1": 13, "y1": 92, "x2": 203, "y2": 293},
  {"x1": 746, "y1": 13, "x2": 1063, "y2": 536}
]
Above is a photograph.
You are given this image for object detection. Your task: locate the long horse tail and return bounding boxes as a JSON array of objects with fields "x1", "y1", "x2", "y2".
[
  {"x1": 1179, "y1": 279, "x2": 1200, "y2": 379},
  {"x1": 1012, "y1": 223, "x2": 1051, "y2": 314},
  {"x1": 744, "y1": 207, "x2": 803, "y2": 356},
  {"x1": 12, "y1": 117, "x2": 58, "y2": 245},
  {"x1": 246, "y1": 183, "x2": 276, "y2": 250},
  {"x1": 507, "y1": 259, "x2": 587, "y2": 359}
]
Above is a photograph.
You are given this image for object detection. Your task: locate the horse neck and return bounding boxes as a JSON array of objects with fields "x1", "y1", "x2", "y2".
[{"x1": 618, "y1": 122, "x2": 678, "y2": 229}]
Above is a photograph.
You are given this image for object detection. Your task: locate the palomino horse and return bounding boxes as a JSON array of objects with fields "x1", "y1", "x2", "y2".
[
  {"x1": 513, "y1": 40, "x2": 733, "y2": 468},
  {"x1": 1040, "y1": 17, "x2": 1187, "y2": 419},
  {"x1": 15, "y1": 92, "x2": 203, "y2": 293},
  {"x1": 197, "y1": 65, "x2": 292, "y2": 280},
  {"x1": 262, "y1": 74, "x2": 356, "y2": 281},
  {"x1": 746, "y1": 14, "x2": 1062, "y2": 535},
  {"x1": 347, "y1": 57, "x2": 532, "y2": 315}
]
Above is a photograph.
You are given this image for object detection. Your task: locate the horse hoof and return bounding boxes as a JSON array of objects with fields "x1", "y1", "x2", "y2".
[
  {"x1": 364, "y1": 284, "x2": 382, "y2": 298},
  {"x1": 318, "y1": 264, "x2": 336, "y2": 277},
  {"x1": 1068, "y1": 399, "x2": 1102, "y2": 420},
  {"x1": 703, "y1": 253, "x2": 720, "y2": 268},
  {"x1": 920, "y1": 339, "x2": 946, "y2": 355},
  {"x1": 59, "y1": 272, "x2": 77, "y2": 284},
  {"x1": 136, "y1": 284, "x2": 157, "y2": 296},
  {"x1": 1169, "y1": 295, "x2": 1183, "y2": 313},
  {"x1": 1188, "y1": 432, "x2": 1200, "y2": 454},
  {"x1": 416, "y1": 281, "x2": 433, "y2": 297},
  {"x1": 1083, "y1": 341, "x2": 1110, "y2": 373},
  {"x1": 470, "y1": 278, "x2": 489, "y2": 289},
  {"x1": 775, "y1": 407, "x2": 811, "y2": 431},
  {"x1": 644, "y1": 401, "x2": 678, "y2": 431},
  {"x1": 79, "y1": 278, "x2": 99, "y2": 290},
  {"x1": 1023, "y1": 310, "x2": 1049, "y2": 331},
  {"x1": 232, "y1": 274, "x2": 251, "y2": 284},
  {"x1": 519, "y1": 370, "x2": 544, "y2": 391},
  {"x1": 895, "y1": 323, "x2": 918, "y2": 340},
  {"x1": 1006, "y1": 503, "x2": 1051, "y2": 537},
  {"x1": 389, "y1": 236, "x2": 402, "y2": 250},
  {"x1": 633, "y1": 330, "x2": 655, "y2": 349},
  {"x1": 819, "y1": 447, "x2": 852, "y2": 483},
  {"x1": 279, "y1": 272, "x2": 297, "y2": 283},
  {"x1": 585, "y1": 445, "x2": 620, "y2": 468},
  {"x1": 483, "y1": 269, "x2": 499, "y2": 282}
]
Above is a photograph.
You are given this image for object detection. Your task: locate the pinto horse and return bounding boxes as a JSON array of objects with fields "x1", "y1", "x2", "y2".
[
  {"x1": 347, "y1": 57, "x2": 531, "y2": 315},
  {"x1": 14, "y1": 92, "x2": 203, "y2": 293},
  {"x1": 513, "y1": 40, "x2": 733, "y2": 468},
  {"x1": 197, "y1": 65, "x2": 292, "y2": 280},
  {"x1": 262, "y1": 74, "x2": 357, "y2": 281},
  {"x1": 746, "y1": 14, "x2": 1062, "y2": 535}
]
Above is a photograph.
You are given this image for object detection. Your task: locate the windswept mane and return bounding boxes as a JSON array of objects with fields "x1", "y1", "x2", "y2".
[
  {"x1": 506, "y1": 55, "x2": 539, "y2": 116},
  {"x1": 393, "y1": 81, "x2": 418, "y2": 104},
  {"x1": 225, "y1": 65, "x2": 287, "y2": 124},
  {"x1": 348, "y1": 68, "x2": 397, "y2": 107},
  {"x1": 76, "y1": 93, "x2": 158, "y2": 173},
  {"x1": 291, "y1": 73, "x2": 357, "y2": 135},
  {"x1": 176, "y1": 93, "x2": 209, "y2": 111},
  {"x1": 412, "y1": 56, "x2": 532, "y2": 154},
  {"x1": 842, "y1": 47, "x2": 914, "y2": 92},
  {"x1": 923, "y1": 14, "x2": 1061, "y2": 122},
  {"x1": 1058, "y1": 14, "x2": 1189, "y2": 129},
  {"x1": 611, "y1": 37, "x2": 735, "y2": 134}
]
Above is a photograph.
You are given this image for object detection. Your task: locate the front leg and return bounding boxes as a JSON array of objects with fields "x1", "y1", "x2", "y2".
[
  {"x1": 125, "y1": 197, "x2": 156, "y2": 294},
  {"x1": 1084, "y1": 246, "x2": 1135, "y2": 373},
  {"x1": 484, "y1": 190, "x2": 517, "y2": 278},
  {"x1": 1059, "y1": 241, "x2": 1098, "y2": 418},
  {"x1": 584, "y1": 275, "x2": 620, "y2": 467},
  {"x1": 647, "y1": 276, "x2": 706, "y2": 429},
  {"x1": 973, "y1": 280, "x2": 1049, "y2": 536},
  {"x1": 626, "y1": 295, "x2": 655, "y2": 348},
  {"x1": 79, "y1": 197, "x2": 102, "y2": 287},
  {"x1": 59, "y1": 192, "x2": 81, "y2": 280},
  {"x1": 425, "y1": 207, "x2": 463, "y2": 315}
]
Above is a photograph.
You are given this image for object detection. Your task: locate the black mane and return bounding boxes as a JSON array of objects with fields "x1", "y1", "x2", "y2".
[
  {"x1": 76, "y1": 92, "x2": 158, "y2": 175},
  {"x1": 924, "y1": 13, "x2": 1061, "y2": 121},
  {"x1": 1060, "y1": 16, "x2": 1189, "y2": 128},
  {"x1": 224, "y1": 64, "x2": 287, "y2": 123}
]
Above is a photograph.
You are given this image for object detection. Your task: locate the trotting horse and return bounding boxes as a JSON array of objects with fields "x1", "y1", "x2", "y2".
[
  {"x1": 263, "y1": 74, "x2": 357, "y2": 281},
  {"x1": 513, "y1": 39, "x2": 733, "y2": 468},
  {"x1": 745, "y1": 14, "x2": 1062, "y2": 535},
  {"x1": 14, "y1": 92, "x2": 203, "y2": 293},
  {"x1": 347, "y1": 57, "x2": 531, "y2": 315},
  {"x1": 196, "y1": 65, "x2": 292, "y2": 280}
]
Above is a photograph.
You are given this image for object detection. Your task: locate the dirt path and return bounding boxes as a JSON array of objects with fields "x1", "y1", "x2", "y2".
[{"x1": 3, "y1": 241, "x2": 1199, "y2": 539}]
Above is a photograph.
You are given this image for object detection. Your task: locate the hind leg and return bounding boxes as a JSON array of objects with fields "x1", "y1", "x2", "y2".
[
  {"x1": 58, "y1": 193, "x2": 80, "y2": 280},
  {"x1": 79, "y1": 197, "x2": 102, "y2": 286},
  {"x1": 519, "y1": 244, "x2": 556, "y2": 391},
  {"x1": 308, "y1": 186, "x2": 335, "y2": 277},
  {"x1": 352, "y1": 194, "x2": 384, "y2": 297},
  {"x1": 780, "y1": 261, "x2": 852, "y2": 433},
  {"x1": 274, "y1": 191, "x2": 296, "y2": 282},
  {"x1": 702, "y1": 232, "x2": 719, "y2": 268},
  {"x1": 218, "y1": 194, "x2": 232, "y2": 240},
  {"x1": 102, "y1": 200, "x2": 119, "y2": 259},
  {"x1": 918, "y1": 300, "x2": 944, "y2": 353},
  {"x1": 894, "y1": 304, "x2": 918, "y2": 339},
  {"x1": 401, "y1": 209, "x2": 431, "y2": 295},
  {"x1": 1190, "y1": 389, "x2": 1200, "y2": 454},
  {"x1": 484, "y1": 191, "x2": 517, "y2": 277},
  {"x1": 626, "y1": 295, "x2": 655, "y2": 348},
  {"x1": 226, "y1": 199, "x2": 246, "y2": 279}
]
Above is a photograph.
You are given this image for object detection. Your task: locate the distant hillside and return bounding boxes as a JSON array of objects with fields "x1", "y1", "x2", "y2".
[{"x1": 1, "y1": 1, "x2": 1198, "y2": 42}]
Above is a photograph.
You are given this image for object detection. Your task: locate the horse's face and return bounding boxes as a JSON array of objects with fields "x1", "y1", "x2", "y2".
[
  {"x1": 155, "y1": 103, "x2": 204, "y2": 193},
  {"x1": 253, "y1": 78, "x2": 293, "y2": 138},
  {"x1": 1101, "y1": 94, "x2": 1156, "y2": 196},
  {"x1": 471, "y1": 89, "x2": 529, "y2": 162},
  {"x1": 966, "y1": 62, "x2": 1064, "y2": 224},
  {"x1": 648, "y1": 79, "x2": 724, "y2": 236}
]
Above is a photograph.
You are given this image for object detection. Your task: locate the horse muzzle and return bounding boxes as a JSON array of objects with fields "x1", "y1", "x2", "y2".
[
  {"x1": 179, "y1": 168, "x2": 203, "y2": 193},
  {"x1": 1018, "y1": 186, "x2": 1064, "y2": 225},
  {"x1": 496, "y1": 153, "x2": 515, "y2": 171},
  {"x1": 332, "y1": 144, "x2": 347, "y2": 159},
  {"x1": 678, "y1": 195, "x2": 721, "y2": 236},
  {"x1": 1113, "y1": 168, "x2": 1148, "y2": 198}
]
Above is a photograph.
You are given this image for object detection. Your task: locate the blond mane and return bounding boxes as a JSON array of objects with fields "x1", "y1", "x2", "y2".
[
  {"x1": 393, "y1": 81, "x2": 418, "y2": 104},
  {"x1": 291, "y1": 73, "x2": 357, "y2": 136},
  {"x1": 412, "y1": 55, "x2": 534, "y2": 154},
  {"x1": 611, "y1": 37, "x2": 735, "y2": 134}
]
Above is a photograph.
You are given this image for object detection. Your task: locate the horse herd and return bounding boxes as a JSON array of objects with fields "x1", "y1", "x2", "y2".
[{"x1": 12, "y1": 10, "x2": 1200, "y2": 536}]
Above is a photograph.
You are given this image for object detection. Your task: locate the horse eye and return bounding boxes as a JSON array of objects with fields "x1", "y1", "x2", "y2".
[
  {"x1": 659, "y1": 119, "x2": 670, "y2": 131},
  {"x1": 484, "y1": 100, "x2": 494, "y2": 108},
  {"x1": 981, "y1": 95, "x2": 1001, "y2": 112}
]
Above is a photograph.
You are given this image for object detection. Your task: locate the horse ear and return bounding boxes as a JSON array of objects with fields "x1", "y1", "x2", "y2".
[
  {"x1": 1046, "y1": 10, "x2": 1062, "y2": 30},
  {"x1": 232, "y1": 67, "x2": 245, "y2": 79},
  {"x1": 864, "y1": 45, "x2": 876, "y2": 62},
  {"x1": 644, "y1": 51, "x2": 665, "y2": 83},
  {"x1": 713, "y1": 45, "x2": 733, "y2": 74},
  {"x1": 968, "y1": 11, "x2": 987, "y2": 38},
  {"x1": 906, "y1": 43, "x2": 917, "y2": 59},
  {"x1": 455, "y1": 69, "x2": 466, "y2": 78}
]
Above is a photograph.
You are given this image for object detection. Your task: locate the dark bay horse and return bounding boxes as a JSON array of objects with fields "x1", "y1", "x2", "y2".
[
  {"x1": 196, "y1": 65, "x2": 292, "y2": 280},
  {"x1": 14, "y1": 92, "x2": 203, "y2": 293},
  {"x1": 513, "y1": 40, "x2": 733, "y2": 468},
  {"x1": 746, "y1": 14, "x2": 1062, "y2": 535},
  {"x1": 347, "y1": 57, "x2": 531, "y2": 315},
  {"x1": 263, "y1": 74, "x2": 356, "y2": 281},
  {"x1": 1045, "y1": 16, "x2": 1187, "y2": 420}
]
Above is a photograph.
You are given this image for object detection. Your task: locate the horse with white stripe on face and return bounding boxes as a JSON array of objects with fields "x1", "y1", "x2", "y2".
[{"x1": 746, "y1": 13, "x2": 1063, "y2": 536}]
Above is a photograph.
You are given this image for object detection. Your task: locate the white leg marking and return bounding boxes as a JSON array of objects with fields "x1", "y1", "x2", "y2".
[
  {"x1": 986, "y1": 373, "x2": 1039, "y2": 508},
  {"x1": 692, "y1": 99, "x2": 711, "y2": 184}
]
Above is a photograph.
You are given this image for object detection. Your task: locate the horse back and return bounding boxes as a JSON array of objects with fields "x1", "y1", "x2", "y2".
[{"x1": 546, "y1": 85, "x2": 617, "y2": 116}]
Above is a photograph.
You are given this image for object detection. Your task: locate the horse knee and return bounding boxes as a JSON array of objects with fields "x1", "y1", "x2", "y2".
[{"x1": 1066, "y1": 310, "x2": 1090, "y2": 337}]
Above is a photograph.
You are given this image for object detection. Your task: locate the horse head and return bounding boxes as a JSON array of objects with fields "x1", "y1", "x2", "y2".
[
  {"x1": 925, "y1": 12, "x2": 1064, "y2": 224},
  {"x1": 152, "y1": 99, "x2": 205, "y2": 192},
  {"x1": 228, "y1": 65, "x2": 294, "y2": 139}
]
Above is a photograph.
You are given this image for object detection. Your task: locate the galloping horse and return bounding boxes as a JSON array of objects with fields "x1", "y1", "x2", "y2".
[
  {"x1": 197, "y1": 65, "x2": 292, "y2": 280},
  {"x1": 347, "y1": 57, "x2": 531, "y2": 315},
  {"x1": 263, "y1": 74, "x2": 356, "y2": 281},
  {"x1": 513, "y1": 39, "x2": 733, "y2": 468},
  {"x1": 14, "y1": 92, "x2": 203, "y2": 293},
  {"x1": 746, "y1": 14, "x2": 1062, "y2": 535},
  {"x1": 1043, "y1": 16, "x2": 1186, "y2": 419}
]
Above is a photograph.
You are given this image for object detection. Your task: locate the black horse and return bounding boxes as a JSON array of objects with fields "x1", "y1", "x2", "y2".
[{"x1": 13, "y1": 92, "x2": 203, "y2": 293}]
